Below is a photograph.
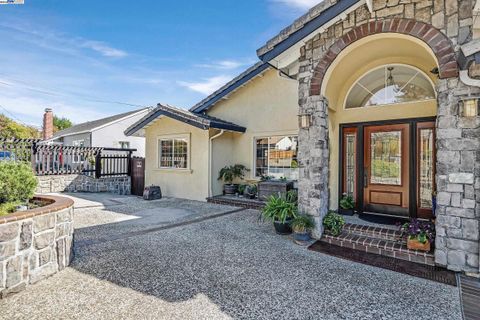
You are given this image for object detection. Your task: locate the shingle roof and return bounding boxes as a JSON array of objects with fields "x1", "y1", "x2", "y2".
[
  {"x1": 125, "y1": 104, "x2": 246, "y2": 136},
  {"x1": 257, "y1": 0, "x2": 360, "y2": 61},
  {"x1": 51, "y1": 108, "x2": 149, "y2": 139},
  {"x1": 189, "y1": 62, "x2": 270, "y2": 113}
]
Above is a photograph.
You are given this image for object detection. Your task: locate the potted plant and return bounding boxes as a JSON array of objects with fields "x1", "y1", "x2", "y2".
[
  {"x1": 339, "y1": 193, "x2": 355, "y2": 216},
  {"x1": 218, "y1": 164, "x2": 248, "y2": 195},
  {"x1": 322, "y1": 211, "x2": 345, "y2": 236},
  {"x1": 238, "y1": 184, "x2": 246, "y2": 197},
  {"x1": 400, "y1": 219, "x2": 435, "y2": 252},
  {"x1": 291, "y1": 214, "x2": 315, "y2": 245},
  {"x1": 261, "y1": 191, "x2": 298, "y2": 235},
  {"x1": 244, "y1": 184, "x2": 257, "y2": 199}
]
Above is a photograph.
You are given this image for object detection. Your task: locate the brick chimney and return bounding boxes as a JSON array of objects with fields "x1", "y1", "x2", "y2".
[{"x1": 43, "y1": 108, "x2": 54, "y2": 140}]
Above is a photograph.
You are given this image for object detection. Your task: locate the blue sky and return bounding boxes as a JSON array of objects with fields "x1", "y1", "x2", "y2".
[{"x1": 0, "y1": 0, "x2": 318, "y2": 127}]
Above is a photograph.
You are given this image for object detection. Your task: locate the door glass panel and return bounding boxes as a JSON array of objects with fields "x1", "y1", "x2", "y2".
[
  {"x1": 419, "y1": 128, "x2": 434, "y2": 208},
  {"x1": 370, "y1": 131, "x2": 402, "y2": 185},
  {"x1": 345, "y1": 133, "x2": 356, "y2": 196}
]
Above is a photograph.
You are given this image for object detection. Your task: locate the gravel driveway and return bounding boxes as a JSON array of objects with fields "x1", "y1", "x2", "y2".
[{"x1": 0, "y1": 193, "x2": 461, "y2": 320}]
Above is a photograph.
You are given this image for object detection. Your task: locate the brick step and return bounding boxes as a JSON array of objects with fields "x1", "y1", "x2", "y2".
[
  {"x1": 321, "y1": 232, "x2": 435, "y2": 266},
  {"x1": 343, "y1": 223, "x2": 404, "y2": 243}
]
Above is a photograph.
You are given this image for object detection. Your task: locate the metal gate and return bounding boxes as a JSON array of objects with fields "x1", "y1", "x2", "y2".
[{"x1": 130, "y1": 157, "x2": 145, "y2": 196}]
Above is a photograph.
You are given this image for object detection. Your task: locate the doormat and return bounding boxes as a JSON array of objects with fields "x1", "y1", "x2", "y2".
[
  {"x1": 358, "y1": 213, "x2": 407, "y2": 225},
  {"x1": 309, "y1": 241, "x2": 457, "y2": 286}
]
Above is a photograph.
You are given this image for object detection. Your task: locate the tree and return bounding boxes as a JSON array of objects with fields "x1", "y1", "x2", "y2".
[
  {"x1": 53, "y1": 116, "x2": 73, "y2": 132},
  {"x1": 0, "y1": 114, "x2": 40, "y2": 139}
]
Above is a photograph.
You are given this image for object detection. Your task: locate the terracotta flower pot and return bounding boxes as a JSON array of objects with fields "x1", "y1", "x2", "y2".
[{"x1": 407, "y1": 238, "x2": 431, "y2": 252}]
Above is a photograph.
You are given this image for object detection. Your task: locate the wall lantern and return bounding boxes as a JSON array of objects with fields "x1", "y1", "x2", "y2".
[
  {"x1": 298, "y1": 113, "x2": 313, "y2": 129},
  {"x1": 460, "y1": 98, "x2": 479, "y2": 117}
]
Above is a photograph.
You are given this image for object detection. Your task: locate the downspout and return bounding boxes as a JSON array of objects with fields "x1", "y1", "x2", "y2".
[{"x1": 208, "y1": 130, "x2": 225, "y2": 197}]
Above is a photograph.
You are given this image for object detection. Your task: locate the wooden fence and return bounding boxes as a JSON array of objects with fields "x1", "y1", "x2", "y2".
[{"x1": 0, "y1": 138, "x2": 135, "y2": 178}]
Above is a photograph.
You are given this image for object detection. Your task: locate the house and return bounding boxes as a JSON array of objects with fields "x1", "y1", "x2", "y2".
[
  {"x1": 43, "y1": 107, "x2": 149, "y2": 156},
  {"x1": 126, "y1": 0, "x2": 480, "y2": 275}
]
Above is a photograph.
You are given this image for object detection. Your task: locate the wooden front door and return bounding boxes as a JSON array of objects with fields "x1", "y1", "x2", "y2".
[{"x1": 363, "y1": 124, "x2": 410, "y2": 217}]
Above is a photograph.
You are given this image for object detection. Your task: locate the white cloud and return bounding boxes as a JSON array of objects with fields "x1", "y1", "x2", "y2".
[
  {"x1": 271, "y1": 0, "x2": 320, "y2": 10},
  {"x1": 195, "y1": 59, "x2": 255, "y2": 70},
  {"x1": 80, "y1": 40, "x2": 128, "y2": 58},
  {"x1": 0, "y1": 20, "x2": 128, "y2": 59},
  {"x1": 178, "y1": 75, "x2": 233, "y2": 95}
]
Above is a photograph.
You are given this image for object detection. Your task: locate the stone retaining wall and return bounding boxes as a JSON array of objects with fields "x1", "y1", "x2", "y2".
[
  {"x1": 36, "y1": 175, "x2": 131, "y2": 195},
  {"x1": 0, "y1": 195, "x2": 74, "y2": 298}
]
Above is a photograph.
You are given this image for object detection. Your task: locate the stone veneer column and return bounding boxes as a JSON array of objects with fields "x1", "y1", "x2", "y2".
[
  {"x1": 298, "y1": 95, "x2": 329, "y2": 238},
  {"x1": 435, "y1": 78, "x2": 480, "y2": 274}
]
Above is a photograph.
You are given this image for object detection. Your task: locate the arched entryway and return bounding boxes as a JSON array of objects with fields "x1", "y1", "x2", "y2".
[
  {"x1": 295, "y1": 8, "x2": 478, "y2": 275},
  {"x1": 319, "y1": 33, "x2": 443, "y2": 220},
  {"x1": 298, "y1": 24, "x2": 459, "y2": 235}
]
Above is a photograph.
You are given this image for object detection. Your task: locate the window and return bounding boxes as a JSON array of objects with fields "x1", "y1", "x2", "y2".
[
  {"x1": 72, "y1": 140, "x2": 85, "y2": 147},
  {"x1": 343, "y1": 128, "x2": 357, "y2": 197},
  {"x1": 158, "y1": 135, "x2": 189, "y2": 169},
  {"x1": 370, "y1": 131, "x2": 402, "y2": 185},
  {"x1": 118, "y1": 141, "x2": 130, "y2": 149},
  {"x1": 345, "y1": 64, "x2": 435, "y2": 109},
  {"x1": 255, "y1": 135, "x2": 298, "y2": 180}
]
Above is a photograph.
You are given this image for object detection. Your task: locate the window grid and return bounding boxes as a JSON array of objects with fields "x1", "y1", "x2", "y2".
[
  {"x1": 159, "y1": 138, "x2": 188, "y2": 169},
  {"x1": 255, "y1": 136, "x2": 298, "y2": 180}
]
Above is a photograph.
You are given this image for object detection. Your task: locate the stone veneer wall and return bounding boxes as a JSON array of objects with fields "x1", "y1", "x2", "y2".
[
  {"x1": 36, "y1": 174, "x2": 131, "y2": 195},
  {"x1": 296, "y1": 0, "x2": 479, "y2": 273},
  {"x1": 0, "y1": 196, "x2": 74, "y2": 298}
]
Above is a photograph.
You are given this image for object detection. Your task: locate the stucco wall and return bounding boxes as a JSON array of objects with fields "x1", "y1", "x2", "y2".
[
  {"x1": 92, "y1": 111, "x2": 147, "y2": 157},
  {"x1": 144, "y1": 116, "x2": 209, "y2": 201},
  {"x1": 208, "y1": 68, "x2": 299, "y2": 194}
]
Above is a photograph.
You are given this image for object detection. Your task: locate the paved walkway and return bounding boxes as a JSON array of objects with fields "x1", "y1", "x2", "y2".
[{"x1": 0, "y1": 194, "x2": 462, "y2": 320}]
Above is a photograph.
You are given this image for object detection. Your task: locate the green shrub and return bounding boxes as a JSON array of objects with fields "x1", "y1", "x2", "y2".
[
  {"x1": 0, "y1": 161, "x2": 37, "y2": 204},
  {"x1": 0, "y1": 202, "x2": 20, "y2": 216},
  {"x1": 323, "y1": 211, "x2": 345, "y2": 236},
  {"x1": 262, "y1": 194, "x2": 298, "y2": 224}
]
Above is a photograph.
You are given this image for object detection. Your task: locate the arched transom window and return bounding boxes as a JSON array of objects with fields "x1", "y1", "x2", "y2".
[{"x1": 345, "y1": 64, "x2": 436, "y2": 109}]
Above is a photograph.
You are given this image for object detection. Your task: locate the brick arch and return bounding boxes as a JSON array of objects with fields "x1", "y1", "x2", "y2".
[{"x1": 309, "y1": 18, "x2": 459, "y2": 96}]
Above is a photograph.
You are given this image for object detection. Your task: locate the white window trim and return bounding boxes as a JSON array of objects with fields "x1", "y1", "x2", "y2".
[
  {"x1": 343, "y1": 63, "x2": 437, "y2": 111},
  {"x1": 156, "y1": 133, "x2": 191, "y2": 171},
  {"x1": 252, "y1": 133, "x2": 299, "y2": 180}
]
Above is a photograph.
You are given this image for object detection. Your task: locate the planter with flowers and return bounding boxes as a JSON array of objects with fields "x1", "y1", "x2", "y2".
[{"x1": 400, "y1": 219, "x2": 435, "y2": 252}]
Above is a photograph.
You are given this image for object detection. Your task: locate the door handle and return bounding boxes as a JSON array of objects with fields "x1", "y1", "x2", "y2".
[{"x1": 364, "y1": 168, "x2": 368, "y2": 188}]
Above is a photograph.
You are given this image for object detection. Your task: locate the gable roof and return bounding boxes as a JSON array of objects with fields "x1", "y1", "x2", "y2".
[
  {"x1": 125, "y1": 104, "x2": 246, "y2": 136},
  {"x1": 51, "y1": 108, "x2": 149, "y2": 140},
  {"x1": 189, "y1": 62, "x2": 270, "y2": 114},
  {"x1": 257, "y1": 0, "x2": 360, "y2": 62}
]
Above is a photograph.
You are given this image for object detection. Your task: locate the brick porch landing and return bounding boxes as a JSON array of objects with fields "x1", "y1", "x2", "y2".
[
  {"x1": 207, "y1": 195, "x2": 265, "y2": 210},
  {"x1": 320, "y1": 223, "x2": 435, "y2": 266}
]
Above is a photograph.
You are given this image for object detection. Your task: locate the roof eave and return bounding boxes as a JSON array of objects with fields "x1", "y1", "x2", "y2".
[
  {"x1": 189, "y1": 63, "x2": 270, "y2": 114},
  {"x1": 257, "y1": 0, "x2": 361, "y2": 63}
]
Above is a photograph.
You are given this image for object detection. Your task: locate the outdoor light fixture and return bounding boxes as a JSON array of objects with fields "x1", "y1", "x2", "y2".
[
  {"x1": 298, "y1": 113, "x2": 313, "y2": 129},
  {"x1": 461, "y1": 98, "x2": 479, "y2": 117}
]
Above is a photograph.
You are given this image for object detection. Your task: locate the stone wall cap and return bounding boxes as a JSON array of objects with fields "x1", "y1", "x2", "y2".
[{"x1": 0, "y1": 195, "x2": 74, "y2": 225}]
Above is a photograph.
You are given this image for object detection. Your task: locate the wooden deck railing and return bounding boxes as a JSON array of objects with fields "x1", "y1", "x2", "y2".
[{"x1": 0, "y1": 138, "x2": 136, "y2": 178}]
